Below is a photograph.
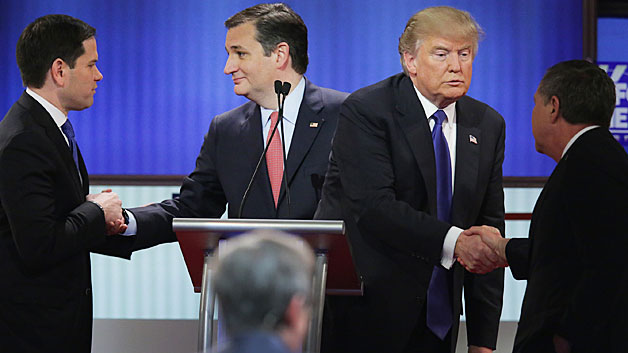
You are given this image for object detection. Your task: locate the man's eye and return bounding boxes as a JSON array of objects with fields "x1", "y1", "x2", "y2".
[
  {"x1": 459, "y1": 51, "x2": 471, "y2": 61},
  {"x1": 433, "y1": 52, "x2": 448, "y2": 61},
  {"x1": 237, "y1": 52, "x2": 246, "y2": 58}
]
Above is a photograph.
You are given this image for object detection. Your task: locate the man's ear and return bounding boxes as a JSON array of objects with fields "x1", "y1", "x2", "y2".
[
  {"x1": 549, "y1": 95, "x2": 560, "y2": 124},
  {"x1": 50, "y1": 58, "x2": 67, "y2": 87},
  {"x1": 403, "y1": 51, "x2": 418, "y2": 76},
  {"x1": 282, "y1": 294, "x2": 309, "y2": 329},
  {"x1": 275, "y1": 42, "x2": 290, "y2": 70}
]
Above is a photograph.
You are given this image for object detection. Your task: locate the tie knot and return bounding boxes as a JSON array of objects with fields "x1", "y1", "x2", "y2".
[
  {"x1": 61, "y1": 119, "x2": 75, "y2": 139},
  {"x1": 432, "y1": 110, "x2": 447, "y2": 125}
]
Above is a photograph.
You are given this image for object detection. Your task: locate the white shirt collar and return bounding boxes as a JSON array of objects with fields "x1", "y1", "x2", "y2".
[
  {"x1": 260, "y1": 77, "x2": 306, "y2": 125},
  {"x1": 25, "y1": 87, "x2": 67, "y2": 128},
  {"x1": 412, "y1": 85, "x2": 457, "y2": 124},
  {"x1": 561, "y1": 125, "x2": 600, "y2": 158}
]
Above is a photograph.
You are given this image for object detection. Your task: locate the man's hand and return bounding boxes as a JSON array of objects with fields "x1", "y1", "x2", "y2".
[
  {"x1": 460, "y1": 225, "x2": 509, "y2": 273},
  {"x1": 468, "y1": 345, "x2": 493, "y2": 353},
  {"x1": 455, "y1": 225, "x2": 507, "y2": 274},
  {"x1": 86, "y1": 189, "x2": 128, "y2": 235},
  {"x1": 553, "y1": 334, "x2": 571, "y2": 353}
]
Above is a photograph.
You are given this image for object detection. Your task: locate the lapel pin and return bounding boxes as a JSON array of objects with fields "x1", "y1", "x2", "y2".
[
  {"x1": 309, "y1": 122, "x2": 319, "y2": 128},
  {"x1": 469, "y1": 134, "x2": 478, "y2": 144}
]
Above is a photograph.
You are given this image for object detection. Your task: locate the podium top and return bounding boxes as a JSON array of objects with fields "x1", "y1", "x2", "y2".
[
  {"x1": 173, "y1": 218, "x2": 361, "y2": 295},
  {"x1": 173, "y1": 218, "x2": 344, "y2": 235}
]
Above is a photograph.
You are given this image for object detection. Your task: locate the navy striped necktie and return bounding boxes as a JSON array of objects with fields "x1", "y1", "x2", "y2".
[
  {"x1": 61, "y1": 119, "x2": 82, "y2": 183},
  {"x1": 426, "y1": 109, "x2": 453, "y2": 340}
]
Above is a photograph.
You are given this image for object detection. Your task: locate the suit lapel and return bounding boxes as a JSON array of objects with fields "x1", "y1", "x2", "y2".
[
  {"x1": 19, "y1": 93, "x2": 84, "y2": 198},
  {"x1": 77, "y1": 146, "x2": 90, "y2": 194},
  {"x1": 451, "y1": 99, "x2": 480, "y2": 225},
  {"x1": 277, "y1": 80, "x2": 325, "y2": 206},
  {"x1": 394, "y1": 77, "x2": 438, "y2": 216}
]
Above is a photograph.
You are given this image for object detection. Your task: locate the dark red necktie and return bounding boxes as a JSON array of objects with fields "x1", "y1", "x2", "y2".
[{"x1": 266, "y1": 112, "x2": 283, "y2": 206}]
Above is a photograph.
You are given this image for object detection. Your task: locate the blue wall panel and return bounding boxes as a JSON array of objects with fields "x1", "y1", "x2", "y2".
[
  {"x1": 1, "y1": 0, "x2": 582, "y2": 176},
  {"x1": 598, "y1": 18, "x2": 628, "y2": 61}
]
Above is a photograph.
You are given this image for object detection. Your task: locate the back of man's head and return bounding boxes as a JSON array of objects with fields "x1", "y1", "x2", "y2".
[
  {"x1": 16, "y1": 14, "x2": 95, "y2": 89},
  {"x1": 213, "y1": 230, "x2": 314, "y2": 337},
  {"x1": 225, "y1": 3, "x2": 308, "y2": 75},
  {"x1": 538, "y1": 60, "x2": 616, "y2": 128},
  {"x1": 398, "y1": 6, "x2": 483, "y2": 74}
]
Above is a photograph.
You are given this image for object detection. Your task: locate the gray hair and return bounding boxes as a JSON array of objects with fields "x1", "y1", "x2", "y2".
[
  {"x1": 398, "y1": 6, "x2": 483, "y2": 74},
  {"x1": 538, "y1": 60, "x2": 616, "y2": 128},
  {"x1": 213, "y1": 230, "x2": 315, "y2": 336}
]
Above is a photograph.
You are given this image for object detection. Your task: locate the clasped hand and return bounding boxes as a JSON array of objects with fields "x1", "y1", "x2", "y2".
[
  {"x1": 86, "y1": 189, "x2": 127, "y2": 235},
  {"x1": 454, "y1": 225, "x2": 509, "y2": 274}
]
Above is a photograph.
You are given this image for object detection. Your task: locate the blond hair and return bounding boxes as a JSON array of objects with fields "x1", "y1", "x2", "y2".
[{"x1": 398, "y1": 6, "x2": 484, "y2": 74}]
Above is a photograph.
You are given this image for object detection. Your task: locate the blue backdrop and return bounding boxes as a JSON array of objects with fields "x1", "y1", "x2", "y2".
[{"x1": 0, "y1": 0, "x2": 583, "y2": 176}]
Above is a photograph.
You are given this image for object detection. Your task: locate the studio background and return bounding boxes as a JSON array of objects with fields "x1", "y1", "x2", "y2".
[{"x1": 4, "y1": 1, "x2": 625, "y2": 352}]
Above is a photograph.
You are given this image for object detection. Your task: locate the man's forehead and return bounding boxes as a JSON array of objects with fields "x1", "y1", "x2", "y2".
[
  {"x1": 79, "y1": 37, "x2": 98, "y2": 61},
  {"x1": 423, "y1": 36, "x2": 473, "y2": 50}
]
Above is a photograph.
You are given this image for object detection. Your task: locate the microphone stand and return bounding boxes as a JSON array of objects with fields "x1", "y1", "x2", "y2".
[
  {"x1": 237, "y1": 80, "x2": 291, "y2": 218},
  {"x1": 278, "y1": 82, "x2": 291, "y2": 218}
]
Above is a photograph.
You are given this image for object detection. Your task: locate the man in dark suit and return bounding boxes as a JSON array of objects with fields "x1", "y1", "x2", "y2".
[
  {"x1": 123, "y1": 4, "x2": 347, "y2": 235},
  {"x1": 316, "y1": 6, "x2": 504, "y2": 353},
  {"x1": 213, "y1": 231, "x2": 314, "y2": 353},
  {"x1": 0, "y1": 15, "x2": 170, "y2": 352},
  {"x1": 463, "y1": 60, "x2": 628, "y2": 353}
]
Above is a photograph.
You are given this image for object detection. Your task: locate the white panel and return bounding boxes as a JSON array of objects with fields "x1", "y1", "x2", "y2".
[
  {"x1": 90, "y1": 185, "x2": 200, "y2": 319},
  {"x1": 89, "y1": 185, "x2": 543, "y2": 321}
]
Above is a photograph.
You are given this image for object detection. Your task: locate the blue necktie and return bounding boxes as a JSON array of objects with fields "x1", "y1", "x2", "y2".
[
  {"x1": 426, "y1": 109, "x2": 453, "y2": 340},
  {"x1": 61, "y1": 119, "x2": 82, "y2": 182}
]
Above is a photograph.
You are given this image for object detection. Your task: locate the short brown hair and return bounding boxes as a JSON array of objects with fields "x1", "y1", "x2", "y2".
[
  {"x1": 16, "y1": 14, "x2": 96, "y2": 88},
  {"x1": 225, "y1": 3, "x2": 308, "y2": 75}
]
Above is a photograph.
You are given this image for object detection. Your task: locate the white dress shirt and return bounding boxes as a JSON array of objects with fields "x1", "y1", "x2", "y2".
[
  {"x1": 260, "y1": 77, "x2": 306, "y2": 154},
  {"x1": 26, "y1": 88, "x2": 70, "y2": 146},
  {"x1": 562, "y1": 125, "x2": 600, "y2": 158},
  {"x1": 413, "y1": 86, "x2": 463, "y2": 269}
]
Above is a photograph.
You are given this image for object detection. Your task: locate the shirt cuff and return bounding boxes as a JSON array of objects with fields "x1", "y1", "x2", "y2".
[
  {"x1": 121, "y1": 210, "x2": 138, "y2": 236},
  {"x1": 441, "y1": 226, "x2": 463, "y2": 269}
]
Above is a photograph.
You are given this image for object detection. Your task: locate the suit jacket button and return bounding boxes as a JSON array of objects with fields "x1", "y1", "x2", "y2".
[{"x1": 85, "y1": 288, "x2": 92, "y2": 296}]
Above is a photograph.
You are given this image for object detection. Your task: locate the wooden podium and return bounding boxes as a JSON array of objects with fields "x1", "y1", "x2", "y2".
[{"x1": 173, "y1": 218, "x2": 362, "y2": 353}]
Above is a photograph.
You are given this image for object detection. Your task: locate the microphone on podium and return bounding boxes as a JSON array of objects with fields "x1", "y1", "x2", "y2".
[{"x1": 238, "y1": 80, "x2": 292, "y2": 218}]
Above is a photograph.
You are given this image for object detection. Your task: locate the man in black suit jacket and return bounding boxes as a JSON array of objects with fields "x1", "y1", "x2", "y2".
[
  {"x1": 0, "y1": 15, "x2": 170, "y2": 352},
  {"x1": 316, "y1": 6, "x2": 504, "y2": 353},
  {"x1": 464, "y1": 60, "x2": 628, "y2": 352},
  {"x1": 124, "y1": 4, "x2": 347, "y2": 236}
]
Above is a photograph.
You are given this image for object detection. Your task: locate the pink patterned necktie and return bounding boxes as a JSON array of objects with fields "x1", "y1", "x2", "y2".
[{"x1": 266, "y1": 112, "x2": 283, "y2": 206}]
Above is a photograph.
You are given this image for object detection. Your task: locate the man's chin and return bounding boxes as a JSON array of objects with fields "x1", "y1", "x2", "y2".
[
  {"x1": 233, "y1": 86, "x2": 248, "y2": 97},
  {"x1": 443, "y1": 89, "x2": 468, "y2": 102}
]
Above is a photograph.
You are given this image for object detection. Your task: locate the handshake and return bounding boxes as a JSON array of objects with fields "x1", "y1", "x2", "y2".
[
  {"x1": 454, "y1": 225, "x2": 510, "y2": 274},
  {"x1": 86, "y1": 189, "x2": 128, "y2": 236}
]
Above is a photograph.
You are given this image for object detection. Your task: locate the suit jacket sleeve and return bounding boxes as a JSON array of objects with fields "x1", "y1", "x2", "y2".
[
  {"x1": 131, "y1": 115, "x2": 227, "y2": 239},
  {"x1": 505, "y1": 238, "x2": 530, "y2": 280},
  {"x1": 0, "y1": 131, "x2": 108, "y2": 271},
  {"x1": 462, "y1": 116, "x2": 505, "y2": 348}
]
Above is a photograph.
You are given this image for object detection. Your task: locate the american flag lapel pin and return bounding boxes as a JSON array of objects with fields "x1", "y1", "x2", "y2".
[
  {"x1": 309, "y1": 122, "x2": 319, "y2": 128},
  {"x1": 469, "y1": 134, "x2": 478, "y2": 144}
]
